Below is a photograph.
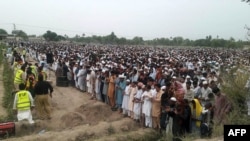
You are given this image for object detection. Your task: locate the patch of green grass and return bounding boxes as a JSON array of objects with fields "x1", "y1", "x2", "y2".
[{"x1": 220, "y1": 67, "x2": 250, "y2": 125}]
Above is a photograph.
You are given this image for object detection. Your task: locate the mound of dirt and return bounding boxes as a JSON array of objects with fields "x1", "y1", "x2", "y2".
[
  {"x1": 75, "y1": 102, "x2": 122, "y2": 125},
  {"x1": 60, "y1": 112, "x2": 85, "y2": 128},
  {"x1": 14, "y1": 120, "x2": 46, "y2": 137},
  {"x1": 60, "y1": 102, "x2": 122, "y2": 128},
  {"x1": 69, "y1": 132, "x2": 96, "y2": 141}
]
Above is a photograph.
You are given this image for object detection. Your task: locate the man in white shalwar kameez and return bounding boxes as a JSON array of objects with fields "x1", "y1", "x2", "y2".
[
  {"x1": 133, "y1": 82, "x2": 144, "y2": 122},
  {"x1": 122, "y1": 80, "x2": 131, "y2": 116},
  {"x1": 77, "y1": 66, "x2": 87, "y2": 92},
  {"x1": 73, "y1": 63, "x2": 79, "y2": 88},
  {"x1": 142, "y1": 85, "x2": 153, "y2": 128},
  {"x1": 89, "y1": 69, "x2": 96, "y2": 99},
  {"x1": 13, "y1": 83, "x2": 35, "y2": 124}
]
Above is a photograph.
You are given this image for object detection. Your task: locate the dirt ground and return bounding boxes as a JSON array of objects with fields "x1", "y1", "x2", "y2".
[{"x1": 0, "y1": 64, "x2": 224, "y2": 141}]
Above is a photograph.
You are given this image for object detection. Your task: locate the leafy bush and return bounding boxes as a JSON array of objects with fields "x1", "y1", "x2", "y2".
[
  {"x1": 0, "y1": 44, "x2": 15, "y2": 121},
  {"x1": 220, "y1": 66, "x2": 250, "y2": 125}
]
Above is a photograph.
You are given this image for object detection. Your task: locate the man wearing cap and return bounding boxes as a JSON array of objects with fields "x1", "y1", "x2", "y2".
[
  {"x1": 72, "y1": 62, "x2": 79, "y2": 88},
  {"x1": 165, "y1": 96, "x2": 177, "y2": 134},
  {"x1": 128, "y1": 81, "x2": 138, "y2": 118},
  {"x1": 133, "y1": 82, "x2": 144, "y2": 122},
  {"x1": 184, "y1": 81, "x2": 194, "y2": 102},
  {"x1": 122, "y1": 79, "x2": 131, "y2": 116},
  {"x1": 200, "y1": 81, "x2": 212, "y2": 106},
  {"x1": 107, "y1": 71, "x2": 116, "y2": 109},
  {"x1": 115, "y1": 75, "x2": 126, "y2": 113},
  {"x1": 89, "y1": 68, "x2": 97, "y2": 100},
  {"x1": 77, "y1": 65, "x2": 87, "y2": 92},
  {"x1": 160, "y1": 82, "x2": 173, "y2": 129},
  {"x1": 151, "y1": 84, "x2": 164, "y2": 131},
  {"x1": 142, "y1": 85, "x2": 153, "y2": 128}
]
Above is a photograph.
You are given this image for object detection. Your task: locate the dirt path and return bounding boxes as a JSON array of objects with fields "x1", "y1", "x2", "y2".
[{"x1": 0, "y1": 64, "x2": 7, "y2": 118}]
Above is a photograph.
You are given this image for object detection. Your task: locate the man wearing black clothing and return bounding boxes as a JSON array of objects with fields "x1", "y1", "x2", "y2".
[
  {"x1": 183, "y1": 99, "x2": 192, "y2": 134},
  {"x1": 160, "y1": 82, "x2": 172, "y2": 131},
  {"x1": 34, "y1": 74, "x2": 53, "y2": 120}
]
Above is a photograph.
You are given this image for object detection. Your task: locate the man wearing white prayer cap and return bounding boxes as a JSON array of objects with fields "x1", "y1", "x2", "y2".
[
  {"x1": 170, "y1": 97, "x2": 177, "y2": 102},
  {"x1": 161, "y1": 86, "x2": 166, "y2": 91},
  {"x1": 200, "y1": 81, "x2": 212, "y2": 106}
]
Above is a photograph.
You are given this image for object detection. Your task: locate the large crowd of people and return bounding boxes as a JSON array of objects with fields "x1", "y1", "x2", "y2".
[{"x1": 5, "y1": 40, "x2": 249, "y2": 140}]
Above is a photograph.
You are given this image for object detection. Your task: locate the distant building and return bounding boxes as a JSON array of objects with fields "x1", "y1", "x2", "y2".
[
  {"x1": 0, "y1": 34, "x2": 8, "y2": 40},
  {"x1": 6, "y1": 35, "x2": 20, "y2": 41},
  {"x1": 28, "y1": 36, "x2": 45, "y2": 42}
]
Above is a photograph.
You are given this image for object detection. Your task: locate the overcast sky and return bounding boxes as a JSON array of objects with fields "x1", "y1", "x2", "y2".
[{"x1": 0, "y1": 0, "x2": 250, "y2": 40}]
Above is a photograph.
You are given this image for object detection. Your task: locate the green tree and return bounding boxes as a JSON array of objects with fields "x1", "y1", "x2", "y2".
[
  {"x1": 182, "y1": 39, "x2": 192, "y2": 46},
  {"x1": 75, "y1": 34, "x2": 80, "y2": 39},
  {"x1": 43, "y1": 30, "x2": 58, "y2": 41},
  {"x1": 117, "y1": 37, "x2": 127, "y2": 45},
  {"x1": 105, "y1": 32, "x2": 117, "y2": 44},
  {"x1": 242, "y1": 0, "x2": 250, "y2": 3},
  {"x1": 172, "y1": 36, "x2": 183, "y2": 46},
  {"x1": 0, "y1": 29, "x2": 8, "y2": 34},
  {"x1": 68, "y1": 31, "x2": 248, "y2": 47},
  {"x1": 64, "y1": 34, "x2": 69, "y2": 39},
  {"x1": 12, "y1": 30, "x2": 28, "y2": 39},
  {"x1": 132, "y1": 36, "x2": 144, "y2": 45},
  {"x1": 56, "y1": 35, "x2": 66, "y2": 41}
]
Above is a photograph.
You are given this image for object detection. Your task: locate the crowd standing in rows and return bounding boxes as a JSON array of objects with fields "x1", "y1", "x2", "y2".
[{"x1": 6, "y1": 40, "x2": 248, "y2": 140}]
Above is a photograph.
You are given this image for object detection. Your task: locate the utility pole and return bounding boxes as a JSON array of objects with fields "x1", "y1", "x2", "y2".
[
  {"x1": 13, "y1": 23, "x2": 16, "y2": 30},
  {"x1": 13, "y1": 23, "x2": 17, "y2": 41}
]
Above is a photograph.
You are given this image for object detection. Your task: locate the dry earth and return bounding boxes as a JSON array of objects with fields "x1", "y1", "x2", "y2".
[{"x1": 0, "y1": 63, "x2": 223, "y2": 141}]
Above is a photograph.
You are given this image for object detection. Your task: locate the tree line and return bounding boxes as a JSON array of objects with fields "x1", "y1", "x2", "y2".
[
  {"x1": 70, "y1": 32, "x2": 248, "y2": 48},
  {"x1": 1, "y1": 28, "x2": 249, "y2": 48}
]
